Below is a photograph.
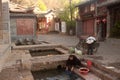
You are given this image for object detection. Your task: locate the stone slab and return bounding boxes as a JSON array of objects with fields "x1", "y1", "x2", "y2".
[{"x1": 74, "y1": 68, "x2": 101, "y2": 80}]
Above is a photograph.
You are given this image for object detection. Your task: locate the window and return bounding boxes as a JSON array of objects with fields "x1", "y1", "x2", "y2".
[
  {"x1": 85, "y1": 6, "x2": 88, "y2": 13},
  {"x1": 90, "y1": 4, "x2": 95, "y2": 11},
  {"x1": 80, "y1": 7, "x2": 85, "y2": 13}
]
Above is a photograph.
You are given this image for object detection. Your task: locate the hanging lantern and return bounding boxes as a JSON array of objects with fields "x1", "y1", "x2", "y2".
[
  {"x1": 96, "y1": 19, "x2": 100, "y2": 23},
  {"x1": 102, "y1": 18, "x2": 106, "y2": 23}
]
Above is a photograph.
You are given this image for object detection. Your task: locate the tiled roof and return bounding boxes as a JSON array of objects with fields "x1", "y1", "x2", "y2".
[
  {"x1": 10, "y1": 13, "x2": 36, "y2": 18},
  {"x1": 97, "y1": 0, "x2": 120, "y2": 7},
  {"x1": 9, "y1": 2, "x2": 34, "y2": 13},
  {"x1": 76, "y1": 0, "x2": 98, "y2": 7},
  {"x1": 36, "y1": 10, "x2": 54, "y2": 17}
]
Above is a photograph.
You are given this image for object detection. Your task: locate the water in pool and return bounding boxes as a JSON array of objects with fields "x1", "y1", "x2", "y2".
[
  {"x1": 29, "y1": 49, "x2": 62, "y2": 57},
  {"x1": 32, "y1": 69, "x2": 84, "y2": 80}
]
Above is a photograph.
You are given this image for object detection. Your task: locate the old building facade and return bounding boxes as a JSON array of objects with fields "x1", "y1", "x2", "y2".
[
  {"x1": 96, "y1": 0, "x2": 107, "y2": 41},
  {"x1": 77, "y1": 0, "x2": 120, "y2": 40},
  {"x1": 77, "y1": 0, "x2": 97, "y2": 37},
  {"x1": 9, "y1": 2, "x2": 37, "y2": 42},
  {"x1": 97, "y1": 0, "x2": 120, "y2": 38}
]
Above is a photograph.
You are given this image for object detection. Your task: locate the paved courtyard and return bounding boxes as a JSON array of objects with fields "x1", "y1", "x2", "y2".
[
  {"x1": 38, "y1": 34, "x2": 120, "y2": 64},
  {"x1": 0, "y1": 33, "x2": 120, "y2": 80},
  {"x1": 37, "y1": 34, "x2": 79, "y2": 47}
]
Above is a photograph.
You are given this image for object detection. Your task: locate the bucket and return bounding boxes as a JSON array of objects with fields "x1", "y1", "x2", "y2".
[
  {"x1": 79, "y1": 67, "x2": 89, "y2": 75},
  {"x1": 87, "y1": 60, "x2": 92, "y2": 68}
]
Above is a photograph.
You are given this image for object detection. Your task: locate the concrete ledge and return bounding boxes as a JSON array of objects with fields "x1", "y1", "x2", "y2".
[
  {"x1": 81, "y1": 58, "x2": 119, "y2": 80},
  {"x1": 12, "y1": 44, "x2": 62, "y2": 50},
  {"x1": 0, "y1": 44, "x2": 11, "y2": 72},
  {"x1": 74, "y1": 68, "x2": 101, "y2": 80},
  {"x1": 93, "y1": 61, "x2": 120, "y2": 78},
  {"x1": 55, "y1": 47, "x2": 69, "y2": 54},
  {"x1": 30, "y1": 54, "x2": 69, "y2": 71},
  {"x1": 21, "y1": 70, "x2": 34, "y2": 80}
]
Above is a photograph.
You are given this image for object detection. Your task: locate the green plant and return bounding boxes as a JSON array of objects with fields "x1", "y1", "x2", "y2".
[
  {"x1": 57, "y1": 0, "x2": 80, "y2": 35},
  {"x1": 66, "y1": 20, "x2": 76, "y2": 35},
  {"x1": 66, "y1": 20, "x2": 75, "y2": 28},
  {"x1": 37, "y1": 0, "x2": 47, "y2": 11},
  {"x1": 69, "y1": 47, "x2": 75, "y2": 54},
  {"x1": 110, "y1": 21, "x2": 120, "y2": 38}
]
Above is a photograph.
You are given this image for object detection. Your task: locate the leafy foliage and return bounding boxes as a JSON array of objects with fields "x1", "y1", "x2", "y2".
[
  {"x1": 57, "y1": 0, "x2": 80, "y2": 34},
  {"x1": 37, "y1": 0, "x2": 47, "y2": 11},
  {"x1": 58, "y1": 0, "x2": 80, "y2": 21},
  {"x1": 110, "y1": 21, "x2": 120, "y2": 38}
]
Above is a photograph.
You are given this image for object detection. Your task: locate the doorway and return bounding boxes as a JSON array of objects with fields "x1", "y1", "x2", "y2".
[{"x1": 97, "y1": 18, "x2": 107, "y2": 41}]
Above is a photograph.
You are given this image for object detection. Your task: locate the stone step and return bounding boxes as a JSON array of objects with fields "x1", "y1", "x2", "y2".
[
  {"x1": 90, "y1": 66, "x2": 117, "y2": 80},
  {"x1": 74, "y1": 68, "x2": 101, "y2": 80},
  {"x1": 55, "y1": 47, "x2": 68, "y2": 54},
  {"x1": 13, "y1": 44, "x2": 61, "y2": 50},
  {"x1": 81, "y1": 60, "x2": 119, "y2": 80},
  {"x1": 21, "y1": 70, "x2": 34, "y2": 80},
  {"x1": 93, "y1": 61, "x2": 120, "y2": 78}
]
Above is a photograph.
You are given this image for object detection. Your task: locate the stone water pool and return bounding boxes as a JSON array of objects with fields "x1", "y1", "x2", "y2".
[
  {"x1": 29, "y1": 49, "x2": 64, "y2": 57},
  {"x1": 15, "y1": 40, "x2": 49, "y2": 46},
  {"x1": 31, "y1": 69, "x2": 84, "y2": 80}
]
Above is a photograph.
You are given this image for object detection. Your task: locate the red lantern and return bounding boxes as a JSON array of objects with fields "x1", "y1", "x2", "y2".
[
  {"x1": 102, "y1": 18, "x2": 106, "y2": 23},
  {"x1": 96, "y1": 19, "x2": 100, "y2": 23}
]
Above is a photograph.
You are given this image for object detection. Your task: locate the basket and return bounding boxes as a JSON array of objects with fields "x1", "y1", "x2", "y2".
[{"x1": 79, "y1": 67, "x2": 89, "y2": 75}]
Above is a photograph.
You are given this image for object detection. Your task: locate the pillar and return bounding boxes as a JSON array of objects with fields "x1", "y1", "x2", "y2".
[{"x1": 0, "y1": 0, "x2": 3, "y2": 41}]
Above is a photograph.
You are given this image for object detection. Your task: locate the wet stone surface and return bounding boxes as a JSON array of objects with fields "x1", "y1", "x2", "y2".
[
  {"x1": 87, "y1": 56, "x2": 103, "y2": 60},
  {"x1": 108, "y1": 62, "x2": 120, "y2": 69}
]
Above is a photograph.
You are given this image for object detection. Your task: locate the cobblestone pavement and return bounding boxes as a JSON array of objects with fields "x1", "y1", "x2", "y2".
[
  {"x1": 96, "y1": 38, "x2": 120, "y2": 64},
  {"x1": 0, "y1": 68, "x2": 21, "y2": 80},
  {"x1": 38, "y1": 34, "x2": 120, "y2": 64},
  {"x1": 37, "y1": 34, "x2": 79, "y2": 47}
]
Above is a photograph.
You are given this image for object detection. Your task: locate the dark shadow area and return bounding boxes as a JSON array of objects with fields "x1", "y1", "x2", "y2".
[
  {"x1": 31, "y1": 69, "x2": 84, "y2": 80},
  {"x1": 29, "y1": 49, "x2": 63, "y2": 57},
  {"x1": 15, "y1": 39, "x2": 49, "y2": 46}
]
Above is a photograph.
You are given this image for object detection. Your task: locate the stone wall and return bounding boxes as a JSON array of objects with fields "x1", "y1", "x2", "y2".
[
  {"x1": 10, "y1": 13, "x2": 37, "y2": 42},
  {"x1": 0, "y1": 0, "x2": 11, "y2": 72},
  {"x1": 31, "y1": 54, "x2": 69, "y2": 71},
  {"x1": 2, "y1": 0, "x2": 10, "y2": 44}
]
